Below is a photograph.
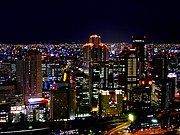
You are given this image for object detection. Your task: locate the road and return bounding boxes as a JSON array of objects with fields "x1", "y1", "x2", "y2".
[
  {"x1": 123, "y1": 128, "x2": 168, "y2": 135},
  {"x1": 103, "y1": 121, "x2": 131, "y2": 135},
  {"x1": 133, "y1": 128, "x2": 168, "y2": 135},
  {"x1": 103, "y1": 124, "x2": 170, "y2": 135}
]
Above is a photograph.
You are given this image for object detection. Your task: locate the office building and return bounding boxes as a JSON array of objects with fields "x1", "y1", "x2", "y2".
[
  {"x1": 119, "y1": 47, "x2": 139, "y2": 101},
  {"x1": 151, "y1": 52, "x2": 168, "y2": 84},
  {"x1": 151, "y1": 52, "x2": 168, "y2": 110},
  {"x1": 132, "y1": 36, "x2": 146, "y2": 77},
  {"x1": 128, "y1": 86, "x2": 151, "y2": 113},
  {"x1": 165, "y1": 77, "x2": 176, "y2": 111},
  {"x1": 50, "y1": 82, "x2": 75, "y2": 120},
  {"x1": 75, "y1": 71, "x2": 90, "y2": 117},
  {"x1": 16, "y1": 49, "x2": 42, "y2": 101},
  {"x1": 82, "y1": 34, "x2": 109, "y2": 73},
  {"x1": 100, "y1": 89, "x2": 123, "y2": 117},
  {"x1": 177, "y1": 52, "x2": 180, "y2": 89},
  {"x1": 88, "y1": 60, "x2": 124, "y2": 118},
  {"x1": 82, "y1": 35, "x2": 109, "y2": 112}
]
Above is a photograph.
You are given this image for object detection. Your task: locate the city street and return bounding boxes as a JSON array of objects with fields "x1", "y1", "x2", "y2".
[
  {"x1": 104, "y1": 121, "x2": 131, "y2": 135},
  {"x1": 103, "y1": 123, "x2": 170, "y2": 135},
  {"x1": 132, "y1": 128, "x2": 168, "y2": 135},
  {"x1": 121, "y1": 128, "x2": 170, "y2": 135}
]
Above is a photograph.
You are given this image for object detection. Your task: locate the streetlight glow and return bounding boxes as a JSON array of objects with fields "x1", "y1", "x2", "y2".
[
  {"x1": 151, "y1": 118, "x2": 158, "y2": 123},
  {"x1": 128, "y1": 113, "x2": 134, "y2": 122}
]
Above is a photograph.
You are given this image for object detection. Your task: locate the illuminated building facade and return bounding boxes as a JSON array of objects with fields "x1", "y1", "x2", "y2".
[
  {"x1": 151, "y1": 52, "x2": 168, "y2": 84},
  {"x1": 0, "y1": 61, "x2": 17, "y2": 103},
  {"x1": 128, "y1": 87, "x2": 151, "y2": 113},
  {"x1": 82, "y1": 35, "x2": 110, "y2": 113},
  {"x1": 132, "y1": 36, "x2": 146, "y2": 77},
  {"x1": 42, "y1": 63, "x2": 64, "y2": 91},
  {"x1": 165, "y1": 77, "x2": 176, "y2": 111},
  {"x1": 75, "y1": 72, "x2": 90, "y2": 117},
  {"x1": 16, "y1": 49, "x2": 42, "y2": 101},
  {"x1": 89, "y1": 62, "x2": 104, "y2": 109},
  {"x1": 0, "y1": 62, "x2": 13, "y2": 80},
  {"x1": 89, "y1": 62, "x2": 111, "y2": 108},
  {"x1": 0, "y1": 84, "x2": 15, "y2": 103},
  {"x1": 50, "y1": 82, "x2": 76, "y2": 120},
  {"x1": 151, "y1": 83, "x2": 161, "y2": 108},
  {"x1": 151, "y1": 52, "x2": 168, "y2": 110},
  {"x1": 174, "y1": 52, "x2": 180, "y2": 113},
  {"x1": 177, "y1": 53, "x2": 180, "y2": 89},
  {"x1": 119, "y1": 47, "x2": 139, "y2": 101},
  {"x1": 82, "y1": 34, "x2": 109, "y2": 73},
  {"x1": 100, "y1": 89, "x2": 123, "y2": 117},
  {"x1": 0, "y1": 103, "x2": 11, "y2": 123},
  {"x1": 89, "y1": 60, "x2": 123, "y2": 117},
  {"x1": 24, "y1": 97, "x2": 48, "y2": 122}
]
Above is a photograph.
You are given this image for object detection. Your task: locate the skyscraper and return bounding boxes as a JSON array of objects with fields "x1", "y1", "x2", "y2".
[
  {"x1": 177, "y1": 52, "x2": 180, "y2": 88},
  {"x1": 151, "y1": 52, "x2": 168, "y2": 84},
  {"x1": 75, "y1": 71, "x2": 90, "y2": 116},
  {"x1": 119, "y1": 47, "x2": 139, "y2": 101},
  {"x1": 132, "y1": 36, "x2": 146, "y2": 77},
  {"x1": 50, "y1": 82, "x2": 75, "y2": 120},
  {"x1": 151, "y1": 52, "x2": 168, "y2": 110},
  {"x1": 129, "y1": 86, "x2": 151, "y2": 113},
  {"x1": 82, "y1": 35, "x2": 110, "y2": 113},
  {"x1": 16, "y1": 49, "x2": 42, "y2": 101},
  {"x1": 50, "y1": 71, "x2": 76, "y2": 120},
  {"x1": 82, "y1": 34, "x2": 109, "y2": 71}
]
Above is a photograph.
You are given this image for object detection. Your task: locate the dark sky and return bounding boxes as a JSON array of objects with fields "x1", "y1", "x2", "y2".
[{"x1": 0, "y1": 0, "x2": 180, "y2": 43}]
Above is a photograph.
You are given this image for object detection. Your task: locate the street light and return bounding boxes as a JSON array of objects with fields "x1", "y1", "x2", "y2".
[
  {"x1": 151, "y1": 118, "x2": 158, "y2": 123},
  {"x1": 123, "y1": 96, "x2": 127, "y2": 101},
  {"x1": 148, "y1": 80, "x2": 152, "y2": 85},
  {"x1": 128, "y1": 113, "x2": 134, "y2": 122},
  {"x1": 141, "y1": 80, "x2": 145, "y2": 85},
  {"x1": 128, "y1": 113, "x2": 135, "y2": 134}
]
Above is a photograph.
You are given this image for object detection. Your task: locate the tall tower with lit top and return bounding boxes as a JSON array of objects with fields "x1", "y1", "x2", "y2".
[
  {"x1": 132, "y1": 36, "x2": 146, "y2": 77},
  {"x1": 82, "y1": 35, "x2": 109, "y2": 112},
  {"x1": 82, "y1": 34, "x2": 109, "y2": 71}
]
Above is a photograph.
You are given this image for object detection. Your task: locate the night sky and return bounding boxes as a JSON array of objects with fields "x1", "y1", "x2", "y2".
[{"x1": 0, "y1": 0, "x2": 180, "y2": 43}]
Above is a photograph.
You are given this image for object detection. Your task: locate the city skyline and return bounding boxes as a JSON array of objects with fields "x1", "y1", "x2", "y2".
[
  {"x1": 0, "y1": 35, "x2": 179, "y2": 134},
  {"x1": 0, "y1": 1, "x2": 180, "y2": 43}
]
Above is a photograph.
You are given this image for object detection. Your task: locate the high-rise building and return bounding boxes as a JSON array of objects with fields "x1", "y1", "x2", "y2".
[
  {"x1": 82, "y1": 34, "x2": 109, "y2": 72},
  {"x1": 88, "y1": 60, "x2": 124, "y2": 117},
  {"x1": 0, "y1": 79, "x2": 15, "y2": 103},
  {"x1": 177, "y1": 52, "x2": 180, "y2": 89},
  {"x1": 119, "y1": 47, "x2": 139, "y2": 101},
  {"x1": 151, "y1": 52, "x2": 171, "y2": 111},
  {"x1": 16, "y1": 49, "x2": 42, "y2": 101},
  {"x1": 75, "y1": 72, "x2": 90, "y2": 117},
  {"x1": 151, "y1": 52, "x2": 168, "y2": 110},
  {"x1": 151, "y1": 52, "x2": 168, "y2": 84},
  {"x1": 128, "y1": 86, "x2": 151, "y2": 113},
  {"x1": 82, "y1": 35, "x2": 109, "y2": 111},
  {"x1": 165, "y1": 76, "x2": 176, "y2": 111},
  {"x1": 50, "y1": 82, "x2": 76, "y2": 120},
  {"x1": 50, "y1": 66, "x2": 76, "y2": 120},
  {"x1": 132, "y1": 36, "x2": 146, "y2": 77},
  {"x1": 0, "y1": 62, "x2": 11, "y2": 79}
]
